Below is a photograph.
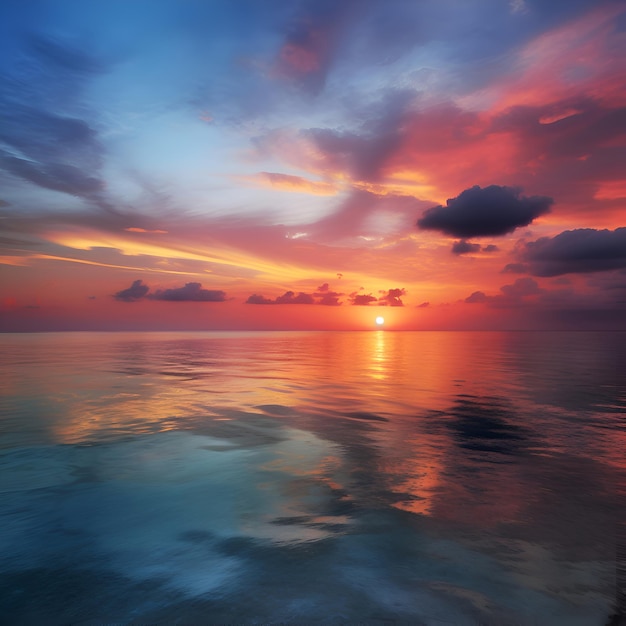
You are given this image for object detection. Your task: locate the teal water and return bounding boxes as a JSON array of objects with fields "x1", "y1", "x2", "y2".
[{"x1": 1, "y1": 331, "x2": 624, "y2": 624}]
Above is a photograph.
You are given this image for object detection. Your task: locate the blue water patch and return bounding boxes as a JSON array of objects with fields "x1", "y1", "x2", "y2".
[{"x1": 0, "y1": 331, "x2": 623, "y2": 624}]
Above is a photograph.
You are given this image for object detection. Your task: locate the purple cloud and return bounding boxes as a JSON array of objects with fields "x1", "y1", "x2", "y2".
[
  {"x1": 150, "y1": 283, "x2": 227, "y2": 302},
  {"x1": 465, "y1": 291, "x2": 488, "y2": 304},
  {"x1": 418, "y1": 185, "x2": 553, "y2": 237},
  {"x1": 522, "y1": 227, "x2": 626, "y2": 276},
  {"x1": 115, "y1": 280, "x2": 227, "y2": 302},
  {"x1": 275, "y1": 291, "x2": 315, "y2": 304},
  {"x1": 465, "y1": 278, "x2": 543, "y2": 307},
  {"x1": 246, "y1": 294, "x2": 275, "y2": 305},
  {"x1": 247, "y1": 282, "x2": 344, "y2": 306},
  {"x1": 379, "y1": 287, "x2": 406, "y2": 306},
  {"x1": 452, "y1": 240, "x2": 481, "y2": 255},
  {"x1": 350, "y1": 293, "x2": 378, "y2": 305},
  {"x1": 114, "y1": 279, "x2": 150, "y2": 302}
]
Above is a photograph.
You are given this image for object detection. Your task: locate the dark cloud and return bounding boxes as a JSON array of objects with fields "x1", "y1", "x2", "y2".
[
  {"x1": 451, "y1": 240, "x2": 498, "y2": 255},
  {"x1": 0, "y1": 152, "x2": 103, "y2": 196},
  {"x1": 115, "y1": 280, "x2": 227, "y2": 302},
  {"x1": 114, "y1": 279, "x2": 150, "y2": 302},
  {"x1": 246, "y1": 294, "x2": 275, "y2": 305},
  {"x1": 315, "y1": 285, "x2": 343, "y2": 306},
  {"x1": 552, "y1": 277, "x2": 572, "y2": 286},
  {"x1": 502, "y1": 263, "x2": 529, "y2": 274},
  {"x1": 378, "y1": 287, "x2": 406, "y2": 306},
  {"x1": 465, "y1": 291, "x2": 488, "y2": 304},
  {"x1": 275, "y1": 290, "x2": 315, "y2": 304},
  {"x1": 0, "y1": 32, "x2": 112, "y2": 211},
  {"x1": 151, "y1": 283, "x2": 227, "y2": 302},
  {"x1": 0, "y1": 107, "x2": 101, "y2": 167},
  {"x1": 417, "y1": 185, "x2": 553, "y2": 238},
  {"x1": 418, "y1": 301, "x2": 430, "y2": 308},
  {"x1": 465, "y1": 278, "x2": 544, "y2": 308},
  {"x1": 349, "y1": 287, "x2": 405, "y2": 306},
  {"x1": 451, "y1": 240, "x2": 481, "y2": 255},
  {"x1": 522, "y1": 227, "x2": 626, "y2": 276},
  {"x1": 246, "y1": 284, "x2": 343, "y2": 305},
  {"x1": 500, "y1": 277, "x2": 542, "y2": 298},
  {"x1": 350, "y1": 293, "x2": 378, "y2": 306}
]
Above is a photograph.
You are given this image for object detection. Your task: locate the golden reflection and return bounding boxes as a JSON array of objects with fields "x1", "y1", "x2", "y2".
[
  {"x1": 369, "y1": 329, "x2": 388, "y2": 381},
  {"x1": 390, "y1": 452, "x2": 444, "y2": 517},
  {"x1": 8, "y1": 332, "x2": 513, "y2": 445}
]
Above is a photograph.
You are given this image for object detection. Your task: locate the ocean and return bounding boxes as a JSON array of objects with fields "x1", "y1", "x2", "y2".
[{"x1": 0, "y1": 330, "x2": 624, "y2": 625}]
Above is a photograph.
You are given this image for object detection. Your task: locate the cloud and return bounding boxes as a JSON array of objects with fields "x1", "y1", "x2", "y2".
[
  {"x1": 115, "y1": 280, "x2": 227, "y2": 302},
  {"x1": 489, "y1": 99, "x2": 626, "y2": 207},
  {"x1": 317, "y1": 292, "x2": 342, "y2": 306},
  {"x1": 418, "y1": 301, "x2": 430, "y2": 308},
  {"x1": 310, "y1": 189, "x2": 425, "y2": 242},
  {"x1": 246, "y1": 283, "x2": 343, "y2": 305},
  {"x1": 314, "y1": 282, "x2": 343, "y2": 306},
  {"x1": 253, "y1": 89, "x2": 417, "y2": 187},
  {"x1": 270, "y1": 0, "x2": 353, "y2": 94},
  {"x1": 0, "y1": 152, "x2": 103, "y2": 196},
  {"x1": 378, "y1": 287, "x2": 406, "y2": 306},
  {"x1": 350, "y1": 293, "x2": 378, "y2": 306},
  {"x1": 275, "y1": 290, "x2": 315, "y2": 304},
  {"x1": 125, "y1": 227, "x2": 169, "y2": 234},
  {"x1": 0, "y1": 33, "x2": 111, "y2": 211},
  {"x1": 256, "y1": 172, "x2": 337, "y2": 195},
  {"x1": 465, "y1": 291, "x2": 488, "y2": 304},
  {"x1": 348, "y1": 287, "x2": 406, "y2": 306},
  {"x1": 114, "y1": 279, "x2": 150, "y2": 302},
  {"x1": 500, "y1": 277, "x2": 542, "y2": 298},
  {"x1": 451, "y1": 240, "x2": 481, "y2": 255},
  {"x1": 417, "y1": 185, "x2": 553, "y2": 237},
  {"x1": 502, "y1": 263, "x2": 529, "y2": 274},
  {"x1": 465, "y1": 277, "x2": 544, "y2": 307},
  {"x1": 522, "y1": 227, "x2": 626, "y2": 276},
  {"x1": 151, "y1": 283, "x2": 227, "y2": 302},
  {"x1": 246, "y1": 294, "x2": 275, "y2": 305},
  {"x1": 0, "y1": 107, "x2": 101, "y2": 168},
  {"x1": 452, "y1": 240, "x2": 500, "y2": 255},
  {"x1": 247, "y1": 290, "x2": 313, "y2": 305}
]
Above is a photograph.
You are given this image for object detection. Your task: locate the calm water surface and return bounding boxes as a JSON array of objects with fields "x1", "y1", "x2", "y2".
[{"x1": 0, "y1": 331, "x2": 625, "y2": 624}]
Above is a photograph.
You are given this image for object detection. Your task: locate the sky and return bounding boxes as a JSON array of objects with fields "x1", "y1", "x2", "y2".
[{"x1": 1, "y1": 0, "x2": 625, "y2": 331}]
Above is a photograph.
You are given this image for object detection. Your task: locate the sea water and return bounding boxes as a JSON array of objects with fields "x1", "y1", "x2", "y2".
[{"x1": 0, "y1": 330, "x2": 624, "y2": 625}]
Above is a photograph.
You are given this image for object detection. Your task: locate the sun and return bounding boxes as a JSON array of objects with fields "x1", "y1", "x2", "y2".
[{"x1": 375, "y1": 316, "x2": 385, "y2": 326}]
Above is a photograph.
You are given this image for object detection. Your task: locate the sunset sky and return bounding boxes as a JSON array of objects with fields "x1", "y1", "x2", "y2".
[{"x1": 1, "y1": 0, "x2": 625, "y2": 331}]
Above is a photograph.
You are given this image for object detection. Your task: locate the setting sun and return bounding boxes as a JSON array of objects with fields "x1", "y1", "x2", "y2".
[{"x1": 375, "y1": 316, "x2": 385, "y2": 326}]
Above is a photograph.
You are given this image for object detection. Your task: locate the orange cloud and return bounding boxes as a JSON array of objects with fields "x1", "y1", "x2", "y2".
[
  {"x1": 254, "y1": 172, "x2": 338, "y2": 195},
  {"x1": 594, "y1": 181, "x2": 626, "y2": 201},
  {"x1": 124, "y1": 227, "x2": 168, "y2": 234}
]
